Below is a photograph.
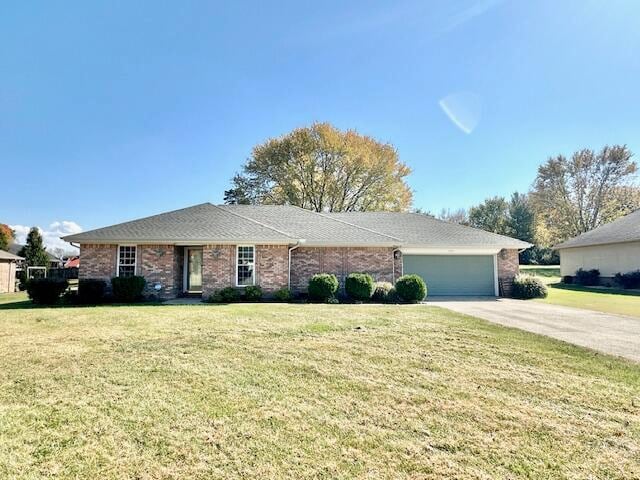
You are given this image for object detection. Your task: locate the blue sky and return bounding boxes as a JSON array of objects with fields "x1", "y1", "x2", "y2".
[{"x1": 2, "y1": 1, "x2": 639, "y2": 250}]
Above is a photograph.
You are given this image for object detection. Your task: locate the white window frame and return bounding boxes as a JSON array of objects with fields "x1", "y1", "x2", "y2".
[
  {"x1": 116, "y1": 245, "x2": 137, "y2": 277},
  {"x1": 235, "y1": 245, "x2": 255, "y2": 287}
]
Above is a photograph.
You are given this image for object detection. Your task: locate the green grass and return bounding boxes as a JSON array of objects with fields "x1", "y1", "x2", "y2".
[
  {"x1": 0, "y1": 298, "x2": 639, "y2": 478},
  {"x1": 519, "y1": 265, "x2": 640, "y2": 317}
]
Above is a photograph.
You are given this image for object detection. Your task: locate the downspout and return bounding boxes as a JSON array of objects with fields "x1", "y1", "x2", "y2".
[
  {"x1": 392, "y1": 247, "x2": 402, "y2": 283},
  {"x1": 288, "y1": 239, "x2": 306, "y2": 290}
]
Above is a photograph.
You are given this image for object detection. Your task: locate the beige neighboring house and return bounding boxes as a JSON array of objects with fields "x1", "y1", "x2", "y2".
[
  {"x1": 0, "y1": 249, "x2": 23, "y2": 293},
  {"x1": 555, "y1": 209, "x2": 640, "y2": 282}
]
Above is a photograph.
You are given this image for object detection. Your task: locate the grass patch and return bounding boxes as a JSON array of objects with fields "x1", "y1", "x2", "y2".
[
  {"x1": 0, "y1": 301, "x2": 639, "y2": 478},
  {"x1": 520, "y1": 265, "x2": 561, "y2": 279}
]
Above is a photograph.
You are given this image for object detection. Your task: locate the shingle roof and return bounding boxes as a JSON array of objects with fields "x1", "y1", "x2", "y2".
[
  {"x1": 554, "y1": 209, "x2": 640, "y2": 249},
  {"x1": 0, "y1": 249, "x2": 23, "y2": 261},
  {"x1": 8, "y1": 244, "x2": 59, "y2": 261},
  {"x1": 325, "y1": 212, "x2": 531, "y2": 249},
  {"x1": 62, "y1": 203, "x2": 531, "y2": 249}
]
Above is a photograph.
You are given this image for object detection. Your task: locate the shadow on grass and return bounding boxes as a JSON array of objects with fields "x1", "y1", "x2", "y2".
[{"x1": 550, "y1": 283, "x2": 640, "y2": 297}]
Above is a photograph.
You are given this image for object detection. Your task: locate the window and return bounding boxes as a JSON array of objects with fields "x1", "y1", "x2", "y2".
[
  {"x1": 118, "y1": 246, "x2": 136, "y2": 277},
  {"x1": 236, "y1": 245, "x2": 255, "y2": 286}
]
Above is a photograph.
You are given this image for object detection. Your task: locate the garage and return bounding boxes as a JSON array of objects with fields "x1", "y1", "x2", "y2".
[{"x1": 402, "y1": 254, "x2": 496, "y2": 296}]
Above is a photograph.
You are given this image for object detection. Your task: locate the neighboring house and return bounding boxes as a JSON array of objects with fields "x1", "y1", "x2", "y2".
[
  {"x1": 61, "y1": 203, "x2": 531, "y2": 299},
  {"x1": 0, "y1": 250, "x2": 23, "y2": 293},
  {"x1": 555, "y1": 209, "x2": 640, "y2": 282},
  {"x1": 64, "y1": 256, "x2": 80, "y2": 268},
  {"x1": 8, "y1": 244, "x2": 63, "y2": 269}
]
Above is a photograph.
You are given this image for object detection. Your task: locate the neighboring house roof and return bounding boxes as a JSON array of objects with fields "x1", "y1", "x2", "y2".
[
  {"x1": 7, "y1": 244, "x2": 61, "y2": 262},
  {"x1": 61, "y1": 202, "x2": 532, "y2": 249},
  {"x1": 65, "y1": 257, "x2": 80, "y2": 268},
  {"x1": 554, "y1": 209, "x2": 640, "y2": 249},
  {"x1": 0, "y1": 249, "x2": 24, "y2": 261}
]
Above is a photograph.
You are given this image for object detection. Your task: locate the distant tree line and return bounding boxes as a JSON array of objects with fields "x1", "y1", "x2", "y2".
[{"x1": 434, "y1": 145, "x2": 639, "y2": 264}]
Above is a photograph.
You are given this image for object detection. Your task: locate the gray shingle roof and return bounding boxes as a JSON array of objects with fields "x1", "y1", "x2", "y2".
[
  {"x1": 325, "y1": 212, "x2": 531, "y2": 249},
  {"x1": 0, "y1": 249, "x2": 23, "y2": 261},
  {"x1": 62, "y1": 203, "x2": 531, "y2": 249},
  {"x1": 554, "y1": 209, "x2": 640, "y2": 249}
]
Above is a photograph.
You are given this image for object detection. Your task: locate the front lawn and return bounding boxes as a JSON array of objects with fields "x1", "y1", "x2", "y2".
[
  {"x1": 1, "y1": 301, "x2": 639, "y2": 479},
  {"x1": 519, "y1": 266, "x2": 640, "y2": 317}
]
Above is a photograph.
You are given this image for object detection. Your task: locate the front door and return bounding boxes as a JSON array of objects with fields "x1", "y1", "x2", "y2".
[{"x1": 186, "y1": 248, "x2": 203, "y2": 292}]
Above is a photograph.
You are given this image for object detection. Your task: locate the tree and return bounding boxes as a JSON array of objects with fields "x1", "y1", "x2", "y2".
[
  {"x1": 507, "y1": 192, "x2": 535, "y2": 243},
  {"x1": 224, "y1": 123, "x2": 413, "y2": 211},
  {"x1": 530, "y1": 145, "x2": 639, "y2": 245},
  {"x1": 0, "y1": 224, "x2": 15, "y2": 251},
  {"x1": 468, "y1": 196, "x2": 510, "y2": 235},
  {"x1": 437, "y1": 208, "x2": 468, "y2": 225},
  {"x1": 18, "y1": 227, "x2": 49, "y2": 267}
]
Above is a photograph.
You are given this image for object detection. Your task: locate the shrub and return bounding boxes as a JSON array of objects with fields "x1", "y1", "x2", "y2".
[
  {"x1": 614, "y1": 270, "x2": 640, "y2": 289},
  {"x1": 395, "y1": 274, "x2": 427, "y2": 303},
  {"x1": 243, "y1": 285, "x2": 263, "y2": 302},
  {"x1": 26, "y1": 278, "x2": 68, "y2": 305},
  {"x1": 562, "y1": 275, "x2": 573, "y2": 284},
  {"x1": 574, "y1": 268, "x2": 600, "y2": 286},
  {"x1": 372, "y1": 281, "x2": 394, "y2": 302},
  {"x1": 273, "y1": 288, "x2": 292, "y2": 302},
  {"x1": 512, "y1": 274, "x2": 548, "y2": 299},
  {"x1": 111, "y1": 276, "x2": 146, "y2": 302},
  {"x1": 308, "y1": 273, "x2": 339, "y2": 302},
  {"x1": 385, "y1": 287, "x2": 401, "y2": 304},
  {"x1": 345, "y1": 273, "x2": 375, "y2": 301},
  {"x1": 219, "y1": 287, "x2": 241, "y2": 303},
  {"x1": 78, "y1": 279, "x2": 107, "y2": 304}
]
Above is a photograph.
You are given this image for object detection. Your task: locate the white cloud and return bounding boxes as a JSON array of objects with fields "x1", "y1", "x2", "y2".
[{"x1": 10, "y1": 221, "x2": 82, "y2": 253}]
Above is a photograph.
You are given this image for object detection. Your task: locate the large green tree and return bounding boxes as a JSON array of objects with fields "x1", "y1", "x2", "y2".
[
  {"x1": 224, "y1": 123, "x2": 413, "y2": 211},
  {"x1": 530, "y1": 145, "x2": 639, "y2": 245},
  {"x1": 468, "y1": 196, "x2": 510, "y2": 235},
  {"x1": 0, "y1": 224, "x2": 15, "y2": 251},
  {"x1": 508, "y1": 192, "x2": 535, "y2": 243},
  {"x1": 18, "y1": 227, "x2": 49, "y2": 267}
]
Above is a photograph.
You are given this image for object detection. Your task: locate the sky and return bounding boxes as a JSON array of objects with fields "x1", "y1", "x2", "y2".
[{"x1": 2, "y1": 0, "x2": 640, "y2": 251}]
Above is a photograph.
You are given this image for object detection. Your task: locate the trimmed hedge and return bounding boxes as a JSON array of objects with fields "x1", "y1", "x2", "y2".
[
  {"x1": 345, "y1": 273, "x2": 375, "y2": 301},
  {"x1": 512, "y1": 274, "x2": 548, "y2": 299},
  {"x1": 614, "y1": 270, "x2": 640, "y2": 289},
  {"x1": 308, "y1": 273, "x2": 339, "y2": 302},
  {"x1": 562, "y1": 275, "x2": 573, "y2": 284},
  {"x1": 575, "y1": 268, "x2": 600, "y2": 286},
  {"x1": 111, "y1": 276, "x2": 146, "y2": 302},
  {"x1": 78, "y1": 279, "x2": 107, "y2": 304},
  {"x1": 26, "y1": 278, "x2": 68, "y2": 305},
  {"x1": 372, "y1": 281, "x2": 394, "y2": 302},
  {"x1": 395, "y1": 274, "x2": 427, "y2": 303},
  {"x1": 244, "y1": 285, "x2": 263, "y2": 301},
  {"x1": 273, "y1": 288, "x2": 292, "y2": 302}
]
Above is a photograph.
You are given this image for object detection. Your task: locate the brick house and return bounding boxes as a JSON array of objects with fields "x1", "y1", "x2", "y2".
[
  {"x1": 62, "y1": 203, "x2": 530, "y2": 299},
  {"x1": 0, "y1": 249, "x2": 23, "y2": 294}
]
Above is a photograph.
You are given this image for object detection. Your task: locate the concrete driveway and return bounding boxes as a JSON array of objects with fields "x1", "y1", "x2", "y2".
[{"x1": 430, "y1": 297, "x2": 640, "y2": 362}]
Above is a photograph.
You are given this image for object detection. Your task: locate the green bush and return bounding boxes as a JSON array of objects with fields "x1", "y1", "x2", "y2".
[
  {"x1": 111, "y1": 276, "x2": 146, "y2": 302},
  {"x1": 243, "y1": 285, "x2": 263, "y2": 301},
  {"x1": 614, "y1": 270, "x2": 640, "y2": 289},
  {"x1": 385, "y1": 287, "x2": 401, "y2": 304},
  {"x1": 219, "y1": 287, "x2": 241, "y2": 303},
  {"x1": 512, "y1": 274, "x2": 548, "y2": 299},
  {"x1": 26, "y1": 278, "x2": 68, "y2": 305},
  {"x1": 562, "y1": 275, "x2": 573, "y2": 284},
  {"x1": 345, "y1": 273, "x2": 375, "y2": 301},
  {"x1": 273, "y1": 288, "x2": 292, "y2": 302},
  {"x1": 395, "y1": 274, "x2": 427, "y2": 303},
  {"x1": 308, "y1": 273, "x2": 339, "y2": 302},
  {"x1": 372, "y1": 281, "x2": 393, "y2": 302},
  {"x1": 78, "y1": 279, "x2": 107, "y2": 304},
  {"x1": 574, "y1": 268, "x2": 600, "y2": 286}
]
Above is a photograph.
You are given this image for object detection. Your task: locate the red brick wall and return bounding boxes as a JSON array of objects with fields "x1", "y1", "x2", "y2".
[
  {"x1": 290, "y1": 246, "x2": 396, "y2": 292},
  {"x1": 202, "y1": 245, "x2": 235, "y2": 297},
  {"x1": 256, "y1": 245, "x2": 288, "y2": 293},
  {"x1": 497, "y1": 248, "x2": 519, "y2": 297},
  {"x1": 138, "y1": 245, "x2": 180, "y2": 298},
  {"x1": 79, "y1": 244, "x2": 117, "y2": 281}
]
